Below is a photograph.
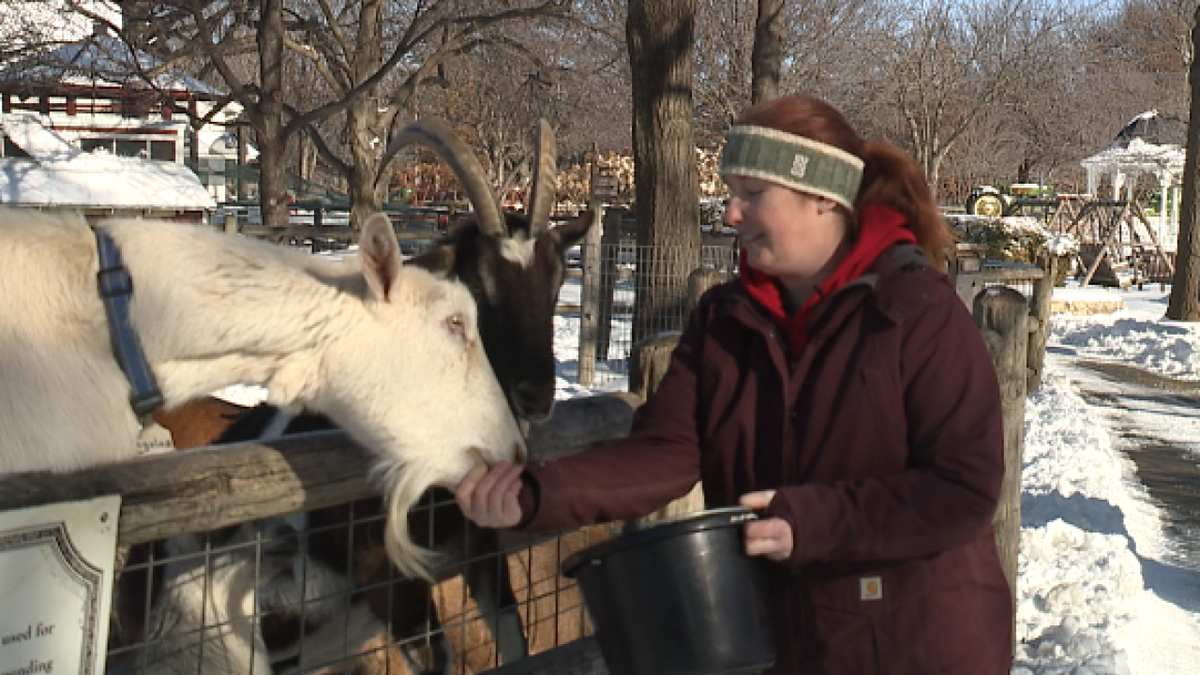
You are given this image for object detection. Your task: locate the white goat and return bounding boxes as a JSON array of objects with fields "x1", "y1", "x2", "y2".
[
  {"x1": 0, "y1": 208, "x2": 525, "y2": 579},
  {"x1": 134, "y1": 524, "x2": 281, "y2": 674},
  {"x1": 131, "y1": 515, "x2": 370, "y2": 674}
]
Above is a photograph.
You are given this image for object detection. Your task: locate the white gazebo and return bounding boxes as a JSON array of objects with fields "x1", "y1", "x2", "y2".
[{"x1": 1080, "y1": 110, "x2": 1185, "y2": 252}]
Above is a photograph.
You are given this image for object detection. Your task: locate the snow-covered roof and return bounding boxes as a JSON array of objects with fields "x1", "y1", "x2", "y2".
[
  {"x1": 0, "y1": 33, "x2": 224, "y2": 96},
  {"x1": 1080, "y1": 137, "x2": 1185, "y2": 174},
  {"x1": 1080, "y1": 110, "x2": 1185, "y2": 189},
  {"x1": 0, "y1": 113, "x2": 217, "y2": 210}
]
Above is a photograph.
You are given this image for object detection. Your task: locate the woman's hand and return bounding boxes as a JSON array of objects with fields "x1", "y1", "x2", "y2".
[
  {"x1": 455, "y1": 460, "x2": 525, "y2": 528},
  {"x1": 739, "y1": 490, "x2": 793, "y2": 562}
]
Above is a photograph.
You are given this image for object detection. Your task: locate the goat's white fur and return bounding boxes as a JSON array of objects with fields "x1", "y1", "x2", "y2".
[
  {"x1": 0, "y1": 209, "x2": 524, "y2": 579},
  {"x1": 253, "y1": 514, "x2": 380, "y2": 672},
  {"x1": 140, "y1": 529, "x2": 276, "y2": 674}
]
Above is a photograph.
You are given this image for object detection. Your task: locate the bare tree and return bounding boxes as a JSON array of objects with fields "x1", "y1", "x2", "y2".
[
  {"x1": 111, "y1": 0, "x2": 570, "y2": 228},
  {"x1": 10, "y1": 0, "x2": 1195, "y2": 231},
  {"x1": 923, "y1": 0, "x2": 1192, "y2": 204},
  {"x1": 692, "y1": 0, "x2": 754, "y2": 144},
  {"x1": 283, "y1": 0, "x2": 570, "y2": 227},
  {"x1": 1166, "y1": 7, "x2": 1200, "y2": 320},
  {"x1": 432, "y1": 19, "x2": 586, "y2": 200},
  {"x1": 751, "y1": 0, "x2": 784, "y2": 104},
  {"x1": 865, "y1": 0, "x2": 1072, "y2": 196},
  {"x1": 943, "y1": 12, "x2": 1109, "y2": 199},
  {"x1": 627, "y1": 0, "x2": 700, "y2": 346},
  {"x1": 692, "y1": 0, "x2": 878, "y2": 144}
]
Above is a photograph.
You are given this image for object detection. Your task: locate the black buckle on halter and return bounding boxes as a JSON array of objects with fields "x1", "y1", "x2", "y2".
[
  {"x1": 97, "y1": 265, "x2": 134, "y2": 298},
  {"x1": 129, "y1": 389, "x2": 165, "y2": 419}
]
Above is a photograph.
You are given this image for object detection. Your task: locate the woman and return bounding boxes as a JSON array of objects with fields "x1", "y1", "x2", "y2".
[{"x1": 456, "y1": 95, "x2": 1013, "y2": 673}]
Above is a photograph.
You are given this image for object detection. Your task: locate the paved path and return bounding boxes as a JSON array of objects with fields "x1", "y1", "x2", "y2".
[{"x1": 1049, "y1": 349, "x2": 1200, "y2": 613}]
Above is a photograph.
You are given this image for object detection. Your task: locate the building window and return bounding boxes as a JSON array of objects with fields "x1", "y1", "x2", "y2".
[
  {"x1": 115, "y1": 139, "x2": 145, "y2": 158},
  {"x1": 81, "y1": 138, "x2": 114, "y2": 154},
  {"x1": 150, "y1": 140, "x2": 175, "y2": 162}
]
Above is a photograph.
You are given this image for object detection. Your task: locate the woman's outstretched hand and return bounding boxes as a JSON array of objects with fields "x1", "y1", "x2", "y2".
[
  {"x1": 455, "y1": 460, "x2": 525, "y2": 528},
  {"x1": 739, "y1": 490, "x2": 794, "y2": 562}
]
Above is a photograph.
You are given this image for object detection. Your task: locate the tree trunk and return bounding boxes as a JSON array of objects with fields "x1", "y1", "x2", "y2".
[
  {"x1": 626, "y1": 0, "x2": 701, "y2": 347},
  {"x1": 751, "y1": 0, "x2": 784, "y2": 105},
  {"x1": 255, "y1": 0, "x2": 290, "y2": 230},
  {"x1": 1167, "y1": 7, "x2": 1200, "y2": 321},
  {"x1": 348, "y1": 96, "x2": 385, "y2": 231},
  {"x1": 346, "y1": 0, "x2": 386, "y2": 231}
]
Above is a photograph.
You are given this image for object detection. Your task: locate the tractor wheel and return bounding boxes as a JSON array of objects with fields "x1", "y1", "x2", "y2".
[{"x1": 967, "y1": 192, "x2": 1005, "y2": 217}]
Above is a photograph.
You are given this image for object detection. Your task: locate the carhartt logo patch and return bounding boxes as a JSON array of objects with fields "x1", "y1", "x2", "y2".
[
  {"x1": 790, "y1": 154, "x2": 809, "y2": 178},
  {"x1": 860, "y1": 576, "x2": 883, "y2": 601}
]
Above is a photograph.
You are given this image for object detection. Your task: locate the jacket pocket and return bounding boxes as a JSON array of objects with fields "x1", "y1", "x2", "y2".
[{"x1": 805, "y1": 561, "x2": 936, "y2": 673}]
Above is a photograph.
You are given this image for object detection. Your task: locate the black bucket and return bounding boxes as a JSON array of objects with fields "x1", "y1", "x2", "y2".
[{"x1": 562, "y1": 507, "x2": 776, "y2": 675}]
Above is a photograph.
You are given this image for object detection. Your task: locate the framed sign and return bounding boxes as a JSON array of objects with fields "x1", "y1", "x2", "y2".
[
  {"x1": 592, "y1": 173, "x2": 619, "y2": 200},
  {"x1": 0, "y1": 495, "x2": 121, "y2": 675}
]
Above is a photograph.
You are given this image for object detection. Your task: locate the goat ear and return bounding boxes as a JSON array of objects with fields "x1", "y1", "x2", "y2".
[
  {"x1": 550, "y1": 210, "x2": 595, "y2": 250},
  {"x1": 360, "y1": 213, "x2": 403, "y2": 302},
  {"x1": 408, "y1": 245, "x2": 456, "y2": 276}
]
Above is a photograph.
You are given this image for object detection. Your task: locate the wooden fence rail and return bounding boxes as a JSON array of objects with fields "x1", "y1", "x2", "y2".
[{"x1": 0, "y1": 394, "x2": 641, "y2": 547}]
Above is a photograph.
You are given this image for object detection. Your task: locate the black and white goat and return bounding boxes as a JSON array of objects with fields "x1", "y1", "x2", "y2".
[{"x1": 122, "y1": 118, "x2": 590, "y2": 672}]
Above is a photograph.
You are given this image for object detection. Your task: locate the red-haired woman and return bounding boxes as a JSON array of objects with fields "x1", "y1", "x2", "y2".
[{"x1": 457, "y1": 95, "x2": 1012, "y2": 674}]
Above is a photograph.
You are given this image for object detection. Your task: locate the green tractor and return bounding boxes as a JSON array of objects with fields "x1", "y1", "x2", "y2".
[{"x1": 964, "y1": 183, "x2": 1055, "y2": 217}]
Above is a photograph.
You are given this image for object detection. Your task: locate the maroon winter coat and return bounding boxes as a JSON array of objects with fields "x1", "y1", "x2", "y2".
[{"x1": 519, "y1": 227, "x2": 1013, "y2": 673}]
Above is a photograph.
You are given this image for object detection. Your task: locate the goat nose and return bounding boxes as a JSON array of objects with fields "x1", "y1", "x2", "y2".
[{"x1": 513, "y1": 382, "x2": 555, "y2": 422}]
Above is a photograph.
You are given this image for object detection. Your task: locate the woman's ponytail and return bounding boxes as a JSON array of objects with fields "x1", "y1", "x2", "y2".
[{"x1": 857, "y1": 141, "x2": 953, "y2": 272}]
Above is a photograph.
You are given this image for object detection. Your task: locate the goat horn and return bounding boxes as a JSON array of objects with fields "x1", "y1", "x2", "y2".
[
  {"x1": 376, "y1": 118, "x2": 505, "y2": 236},
  {"x1": 526, "y1": 118, "x2": 556, "y2": 237}
]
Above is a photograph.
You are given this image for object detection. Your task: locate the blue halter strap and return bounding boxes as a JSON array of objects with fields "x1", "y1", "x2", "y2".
[{"x1": 94, "y1": 228, "x2": 164, "y2": 420}]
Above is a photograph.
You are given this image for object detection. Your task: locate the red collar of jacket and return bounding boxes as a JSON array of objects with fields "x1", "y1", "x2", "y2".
[{"x1": 739, "y1": 203, "x2": 918, "y2": 357}]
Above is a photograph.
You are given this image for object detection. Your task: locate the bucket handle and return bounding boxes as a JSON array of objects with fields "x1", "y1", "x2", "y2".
[{"x1": 625, "y1": 506, "x2": 760, "y2": 532}]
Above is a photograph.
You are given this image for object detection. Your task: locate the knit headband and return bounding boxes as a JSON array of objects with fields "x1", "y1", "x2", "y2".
[{"x1": 719, "y1": 125, "x2": 864, "y2": 210}]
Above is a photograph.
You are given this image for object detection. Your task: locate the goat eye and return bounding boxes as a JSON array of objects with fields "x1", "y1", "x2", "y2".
[{"x1": 446, "y1": 313, "x2": 467, "y2": 338}]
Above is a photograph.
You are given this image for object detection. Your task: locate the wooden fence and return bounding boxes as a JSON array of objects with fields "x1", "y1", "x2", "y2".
[{"x1": 0, "y1": 394, "x2": 639, "y2": 673}]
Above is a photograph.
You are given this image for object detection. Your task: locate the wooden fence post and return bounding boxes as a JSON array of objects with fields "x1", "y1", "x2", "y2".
[
  {"x1": 596, "y1": 208, "x2": 624, "y2": 360},
  {"x1": 1026, "y1": 254, "x2": 1061, "y2": 393},
  {"x1": 577, "y1": 204, "x2": 604, "y2": 387},
  {"x1": 629, "y1": 332, "x2": 680, "y2": 401},
  {"x1": 629, "y1": 266, "x2": 728, "y2": 410},
  {"x1": 973, "y1": 286, "x2": 1028, "y2": 648}
]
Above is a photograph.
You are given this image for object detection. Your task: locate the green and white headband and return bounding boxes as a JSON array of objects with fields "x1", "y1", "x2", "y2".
[{"x1": 719, "y1": 125, "x2": 864, "y2": 210}]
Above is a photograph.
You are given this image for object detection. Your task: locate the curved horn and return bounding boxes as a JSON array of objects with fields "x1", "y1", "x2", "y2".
[
  {"x1": 526, "y1": 118, "x2": 557, "y2": 236},
  {"x1": 376, "y1": 118, "x2": 505, "y2": 236}
]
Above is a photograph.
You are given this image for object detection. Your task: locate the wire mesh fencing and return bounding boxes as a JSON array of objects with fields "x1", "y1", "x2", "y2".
[
  {"x1": 566, "y1": 240, "x2": 739, "y2": 390},
  {"x1": 104, "y1": 492, "x2": 609, "y2": 674}
]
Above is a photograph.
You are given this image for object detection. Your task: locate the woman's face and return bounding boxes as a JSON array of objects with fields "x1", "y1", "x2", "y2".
[{"x1": 723, "y1": 175, "x2": 848, "y2": 284}]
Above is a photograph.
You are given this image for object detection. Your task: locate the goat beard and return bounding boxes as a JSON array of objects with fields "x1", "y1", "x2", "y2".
[{"x1": 374, "y1": 461, "x2": 443, "y2": 582}]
